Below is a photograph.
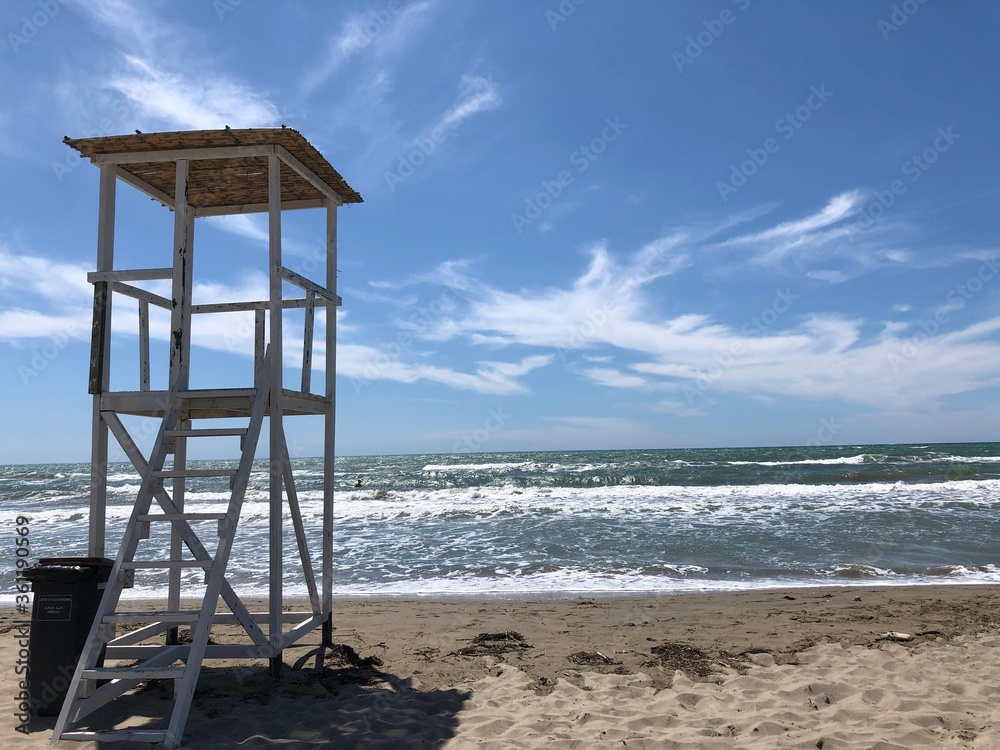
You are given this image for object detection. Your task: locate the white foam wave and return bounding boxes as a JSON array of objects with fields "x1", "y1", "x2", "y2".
[
  {"x1": 14, "y1": 478, "x2": 1000, "y2": 528},
  {"x1": 422, "y1": 462, "x2": 531, "y2": 472},
  {"x1": 728, "y1": 455, "x2": 869, "y2": 466}
]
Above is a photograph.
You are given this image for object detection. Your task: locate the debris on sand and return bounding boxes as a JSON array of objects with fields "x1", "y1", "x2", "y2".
[
  {"x1": 454, "y1": 631, "x2": 533, "y2": 657},
  {"x1": 567, "y1": 650, "x2": 621, "y2": 666},
  {"x1": 644, "y1": 642, "x2": 729, "y2": 678}
]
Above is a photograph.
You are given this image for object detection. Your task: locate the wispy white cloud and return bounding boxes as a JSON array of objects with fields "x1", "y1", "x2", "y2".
[
  {"x1": 438, "y1": 75, "x2": 502, "y2": 129},
  {"x1": 304, "y1": 1, "x2": 436, "y2": 93},
  {"x1": 692, "y1": 192, "x2": 988, "y2": 284},
  {"x1": 0, "y1": 246, "x2": 92, "y2": 304},
  {"x1": 109, "y1": 55, "x2": 280, "y2": 130},
  {"x1": 0, "y1": 243, "x2": 93, "y2": 343},
  {"x1": 339, "y1": 346, "x2": 552, "y2": 395},
  {"x1": 67, "y1": 1, "x2": 281, "y2": 132},
  {"x1": 729, "y1": 191, "x2": 863, "y2": 245},
  {"x1": 582, "y1": 368, "x2": 649, "y2": 389},
  {"x1": 202, "y1": 215, "x2": 269, "y2": 244},
  {"x1": 0, "y1": 310, "x2": 89, "y2": 342},
  {"x1": 76, "y1": 0, "x2": 172, "y2": 51},
  {"x1": 372, "y1": 206, "x2": 1000, "y2": 411}
]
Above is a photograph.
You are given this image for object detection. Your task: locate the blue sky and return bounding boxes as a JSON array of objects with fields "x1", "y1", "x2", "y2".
[{"x1": 1, "y1": 0, "x2": 999, "y2": 463}]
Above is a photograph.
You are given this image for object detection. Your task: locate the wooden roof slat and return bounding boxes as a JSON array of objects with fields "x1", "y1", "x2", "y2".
[{"x1": 64, "y1": 128, "x2": 362, "y2": 212}]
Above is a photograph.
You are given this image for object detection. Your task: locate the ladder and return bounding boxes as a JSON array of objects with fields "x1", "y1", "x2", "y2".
[{"x1": 51, "y1": 353, "x2": 273, "y2": 749}]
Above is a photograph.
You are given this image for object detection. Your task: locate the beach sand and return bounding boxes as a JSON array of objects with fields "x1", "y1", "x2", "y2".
[{"x1": 2, "y1": 585, "x2": 999, "y2": 748}]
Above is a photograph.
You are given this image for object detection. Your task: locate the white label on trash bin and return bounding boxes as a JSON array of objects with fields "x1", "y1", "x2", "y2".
[{"x1": 36, "y1": 594, "x2": 73, "y2": 621}]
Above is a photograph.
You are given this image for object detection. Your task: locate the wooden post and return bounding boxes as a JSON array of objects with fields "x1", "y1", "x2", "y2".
[
  {"x1": 89, "y1": 165, "x2": 116, "y2": 559},
  {"x1": 254, "y1": 309, "x2": 265, "y2": 389},
  {"x1": 322, "y1": 201, "x2": 337, "y2": 647},
  {"x1": 267, "y1": 154, "x2": 284, "y2": 677},
  {"x1": 169, "y1": 160, "x2": 192, "y2": 391},
  {"x1": 168, "y1": 161, "x2": 192, "y2": 643},
  {"x1": 301, "y1": 291, "x2": 315, "y2": 393},
  {"x1": 138, "y1": 300, "x2": 150, "y2": 391}
]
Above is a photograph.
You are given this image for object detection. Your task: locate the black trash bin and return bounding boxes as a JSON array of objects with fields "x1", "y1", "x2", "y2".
[{"x1": 22, "y1": 557, "x2": 114, "y2": 717}]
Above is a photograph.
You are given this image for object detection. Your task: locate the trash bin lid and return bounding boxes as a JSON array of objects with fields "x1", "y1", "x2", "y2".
[
  {"x1": 23, "y1": 557, "x2": 114, "y2": 583},
  {"x1": 37, "y1": 557, "x2": 114, "y2": 568}
]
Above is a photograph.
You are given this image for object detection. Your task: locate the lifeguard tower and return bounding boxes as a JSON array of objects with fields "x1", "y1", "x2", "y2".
[{"x1": 51, "y1": 128, "x2": 361, "y2": 747}]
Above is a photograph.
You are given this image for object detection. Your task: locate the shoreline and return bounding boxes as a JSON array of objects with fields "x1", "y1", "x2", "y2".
[
  {"x1": 4, "y1": 577, "x2": 995, "y2": 607},
  {"x1": 4, "y1": 584, "x2": 999, "y2": 747}
]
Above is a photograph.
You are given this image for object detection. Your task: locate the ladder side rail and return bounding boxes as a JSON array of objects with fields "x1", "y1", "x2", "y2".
[{"x1": 163, "y1": 350, "x2": 273, "y2": 745}]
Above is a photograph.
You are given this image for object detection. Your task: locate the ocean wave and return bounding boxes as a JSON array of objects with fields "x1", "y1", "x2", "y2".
[
  {"x1": 729, "y1": 454, "x2": 870, "y2": 466},
  {"x1": 422, "y1": 462, "x2": 531, "y2": 472},
  {"x1": 16, "y1": 478, "x2": 1000, "y2": 526}
]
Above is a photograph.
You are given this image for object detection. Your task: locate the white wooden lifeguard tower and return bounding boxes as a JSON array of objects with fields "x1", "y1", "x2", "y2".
[{"x1": 51, "y1": 128, "x2": 362, "y2": 748}]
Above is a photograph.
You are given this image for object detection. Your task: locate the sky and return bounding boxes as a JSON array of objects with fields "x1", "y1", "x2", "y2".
[{"x1": 1, "y1": 0, "x2": 999, "y2": 463}]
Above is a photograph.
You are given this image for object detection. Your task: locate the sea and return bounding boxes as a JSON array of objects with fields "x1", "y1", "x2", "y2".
[{"x1": 2, "y1": 443, "x2": 1000, "y2": 602}]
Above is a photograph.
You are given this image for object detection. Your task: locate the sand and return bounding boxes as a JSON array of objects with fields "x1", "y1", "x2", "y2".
[{"x1": 2, "y1": 585, "x2": 999, "y2": 748}]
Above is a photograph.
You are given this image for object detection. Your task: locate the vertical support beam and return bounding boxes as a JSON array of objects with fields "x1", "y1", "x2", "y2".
[
  {"x1": 301, "y1": 290, "x2": 315, "y2": 393},
  {"x1": 168, "y1": 159, "x2": 192, "y2": 650},
  {"x1": 267, "y1": 155, "x2": 284, "y2": 676},
  {"x1": 169, "y1": 159, "x2": 192, "y2": 392},
  {"x1": 254, "y1": 309, "x2": 265, "y2": 389},
  {"x1": 322, "y1": 201, "x2": 338, "y2": 647},
  {"x1": 167, "y1": 416, "x2": 187, "y2": 640},
  {"x1": 138, "y1": 300, "x2": 150, "y2": 391},
  {"x1": 89, "y1": 165, "x2": 116, "y2": 558}
]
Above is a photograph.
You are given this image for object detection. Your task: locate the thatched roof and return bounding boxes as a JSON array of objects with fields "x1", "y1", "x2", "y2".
[{"x1": 64, "y1": 127, "x2": 362, "y2": 212}]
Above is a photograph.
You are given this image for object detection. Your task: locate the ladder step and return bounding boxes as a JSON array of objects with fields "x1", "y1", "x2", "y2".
[
  {"x1": 153, "y1": 469, "x2": 238, "y2": 478},
  {"x1": 61, "y1": 730, "x2": 170, "y2": 743},
  {"x1": 122, "y1": 560, "x2": 213, "y2": 569},
  {"x1": 137, "y1": 512, "x2": 228, "y2": 522},
  {"x1": 103, "y1": 611, "x2": 200, "y2": 624},
  {"x1": 82, "y1": 666, "x2": 186, "y2": 681},
  {"x1": 164, "y1": 428, "x2": 247, "y2": 437}
]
